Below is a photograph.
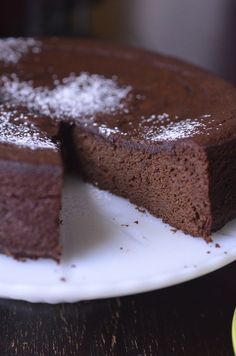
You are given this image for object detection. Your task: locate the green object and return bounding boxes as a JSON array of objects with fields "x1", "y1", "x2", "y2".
[{"x1": 233, "y1": 309, "x2": 236, "y2": 355}]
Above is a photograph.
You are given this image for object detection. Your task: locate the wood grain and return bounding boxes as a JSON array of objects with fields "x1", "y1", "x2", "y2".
[{"x1": 0, "y1": 262, "x2": 235, "y2": 356}]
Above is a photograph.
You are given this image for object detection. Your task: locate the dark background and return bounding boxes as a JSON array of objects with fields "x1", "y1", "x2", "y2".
[
  {"x1": 1, "y1": 0, "x2": 236, "y2": 83},
  {"x1": 0, "y1": 1, "x2": 236, "y2": 355}
]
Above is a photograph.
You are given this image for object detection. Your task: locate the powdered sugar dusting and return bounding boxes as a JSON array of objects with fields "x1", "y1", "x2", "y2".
[
  {"x1": 0, "y1": 73, "x2": 131, "y2": 120},
  {"x1": 0, "y1": 106, "x2": 56, "y2": 150},
  {"x1": 98, "y1": 124, "x2": 120, "y2": 137},
  {"x1": 149, "y1": 119, "x2": 205, "y2": 141},
  {"x1": 0, "y1": 38, "x2": 41, "y2": 64},
  {"x1": 143, "y1": 114, "x2": 214, "y2": 142}
]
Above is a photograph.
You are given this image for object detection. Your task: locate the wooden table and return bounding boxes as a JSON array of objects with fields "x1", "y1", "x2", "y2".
[{"x1": 0, "y1": 261, "x2": 235, "y2": 355}]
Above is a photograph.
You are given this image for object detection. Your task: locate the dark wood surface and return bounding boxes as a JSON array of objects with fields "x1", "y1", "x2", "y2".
[{"x1": 0, "y1": 261, "x2": 235, "y2": 356}]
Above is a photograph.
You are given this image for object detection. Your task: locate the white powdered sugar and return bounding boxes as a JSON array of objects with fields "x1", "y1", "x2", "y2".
[
  {"x1": 152, "y1": 113, "x2": 170, "y2": 121},
  {"x1": 0, "y1": 108, "x2": 56, "y2": 150},
  {"x1": 152, "y1": 119, "x2": 205, "y2": 141},
  {"x1": 144, "y1": 114, "x2": 214, "y2": 142},
  {"x1": 0, "y1": 73, "x2": 131, "y2": 120},
  {"x1": 98, "y1": 124, "x2": 121, "y2": 137},
  {"x1": 0, "y1": 38, "x2": 41, "y2": 64}
]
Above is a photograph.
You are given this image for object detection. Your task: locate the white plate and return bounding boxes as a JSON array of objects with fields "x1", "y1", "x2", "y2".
[{"x1": 0, "y1": 176, "x2": 235, "y2": 303}]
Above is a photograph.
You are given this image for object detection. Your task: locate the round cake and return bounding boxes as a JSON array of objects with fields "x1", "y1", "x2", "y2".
[{"x1": 0, "y1": 37, "x2": 236, "y2": 260}]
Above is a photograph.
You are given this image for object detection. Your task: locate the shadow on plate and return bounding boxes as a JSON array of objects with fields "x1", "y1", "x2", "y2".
[{"x1": 60, "y1": 176, "x2": 116, "y2": 262}]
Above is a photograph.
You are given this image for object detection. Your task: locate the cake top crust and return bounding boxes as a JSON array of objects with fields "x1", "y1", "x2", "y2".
[
  {"x1": 0, "y1": 73, "x2": 131, "y2": 120},
  {"x1": 0, "y1": 104, "x2": 57, "y2": 151},
  {"x1": 0, "y1": 104, "x2": 60, "y2": 164},
  {"x1": 0, "y1": 37, "x2": 236, "y2": 153}
]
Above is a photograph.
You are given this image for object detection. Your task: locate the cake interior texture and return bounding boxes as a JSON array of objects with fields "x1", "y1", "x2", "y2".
[
  {"x1": 72, "y1": 130, "x2": 211, "y2": 238},
  {"x1": 0, "y1": 160, "x2": 62, "y2": 259},
  {"x1": 0, "y1": 37, "x2": 236, "y2": 260},
  {"x1": 0, "y1": 106, "x2": 63, "y2": 260}
]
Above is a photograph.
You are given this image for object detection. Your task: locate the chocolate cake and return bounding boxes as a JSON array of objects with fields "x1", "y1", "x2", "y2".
[
  {"x1": 0, "y1": 37, "x2": 236, "y2": 259},
  {"x1": 0, "y1": 104, "x2": 62, "y2": 260}
]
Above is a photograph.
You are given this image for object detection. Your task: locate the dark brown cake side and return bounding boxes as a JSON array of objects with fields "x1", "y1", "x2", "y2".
[
  {"x1": 206, "y1": 138, "x2": 236, "y2": 233},
  {"x1": 72, "y1": 129, "x2": 212, "y2": 237},
  {"x1": 0, "y1": 106, "x2": 63, "y2": 260},
  {"x1": 72, "y1": 125, "x2": 236, "y2": 238},
  {"x1": 0, "y1": 160, "x2": 62, "y2": 260}
]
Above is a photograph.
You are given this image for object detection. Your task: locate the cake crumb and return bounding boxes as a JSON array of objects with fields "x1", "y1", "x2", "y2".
[
  {"x1": 206, "y1": 251, "x2": 211, "y2": 254},
  {"x1": 135, "y1": 206, "x2": 146, "y2": 214},
  {"x1": 120, "y1": 247, "x2": 123, "y2": 250},
  {"x1": 71, "y1": 264, "x2": 76, "y2": 268},
  {"x1": 215, "y1": 243, "x2": 221, "y2": 248},
  {"x1": 171, "y1": 227, "x2": 177, "y2": 233},
  {"x1": 134, "y1": 220, "x2": 139, "y2": 224},
  {"x1": 121, "y1": 224, "x2": 129, "y2": 227},
  {"x1": 224, "y1": 251, "x2": 228, "y2": 255},
  {"x1": 60, "y1": 277, "x2": 66, "y2": 282}
]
